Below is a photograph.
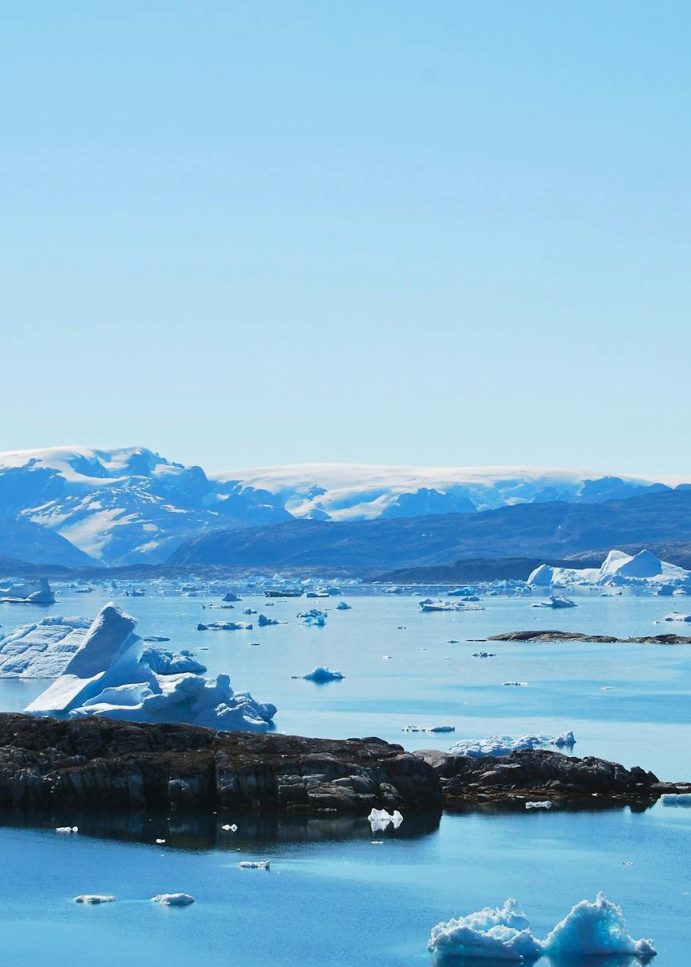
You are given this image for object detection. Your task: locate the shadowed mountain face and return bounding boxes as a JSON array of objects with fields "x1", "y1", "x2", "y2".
[
  {"x1": 0, "y1": 519, "x2": 95, "y2": 568},
  {"x1": 167, "y1": 490, "x2": 691, "y2": 572}
]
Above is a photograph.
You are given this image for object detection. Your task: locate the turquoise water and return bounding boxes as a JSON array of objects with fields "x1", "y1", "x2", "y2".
[{"x1": 1, "y1": 588, "x2": 690, "y2": 964}]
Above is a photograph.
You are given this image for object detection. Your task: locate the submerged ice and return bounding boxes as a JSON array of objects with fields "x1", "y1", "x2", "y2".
[
  {"x1": 25, "y1": 603, "x2": 277, "y2": 731},
  {"x1": 429, "y1": 894, "x2": 656, "y2": 962}
]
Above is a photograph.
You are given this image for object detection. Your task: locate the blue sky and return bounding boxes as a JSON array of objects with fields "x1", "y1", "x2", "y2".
[{"x1": 1, "y1": 2, "x2": 689, "y2": 475}]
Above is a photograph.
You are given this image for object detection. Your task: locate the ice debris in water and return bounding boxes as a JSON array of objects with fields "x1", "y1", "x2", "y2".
[
  {"x1": 74, "y1": 895, "x2": 115, "y2": 904},
  {"x1": 449, "y1": 733, "x2": 575, "y2": 758},
  {"x1": 151, "y1": 893, "x2": 195, "y2": 906},
  {"x1": 239, "y1": 861, "x2": 270, "y2": 870},
  {"x1": 56, "y1": 826, "x2": 79, "y2": 834},
  {"x1": 302, "y1": 666, "x2": 344, "y2": 683},
  {"x1": 368, "y1": 808, "x2": 403, "y2": 832},
  {"x1": 429, "y1": 893, "x2": 656, "y2": 962},
  {"x1": 525, "y1": 801, "x2": 553, "y2": 810}
]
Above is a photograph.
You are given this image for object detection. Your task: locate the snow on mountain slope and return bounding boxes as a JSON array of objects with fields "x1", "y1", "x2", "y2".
[
  {"x1": 214, "y1": 464, "x2": 673, "y2": 520},
  {"x1": 0, "y1": 447, "x2": 678, "y2": 566},
  {"x1": 0, "y1": 447, "x2": 290, "y2": 565}
]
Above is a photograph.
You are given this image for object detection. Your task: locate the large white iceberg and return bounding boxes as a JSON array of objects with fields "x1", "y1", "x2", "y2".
[
  {"x1": 0, "y1": 616, "x2": 90, "y2": 678},
  {"x1": 528, "y1": 549, "x2": 691, "y2": 592},
  {"x1": 25, "y1": 603, "x2": 277, "y2": 731},
  {"x1": 0, "y1": 578, "x2": 55, "y2": 604},
  {"x1": 429, "y1": 894, "x2": 656, "y2": 962},
  {"x1": 449, "y1": 733, "x2": 575, "y2": 758}
]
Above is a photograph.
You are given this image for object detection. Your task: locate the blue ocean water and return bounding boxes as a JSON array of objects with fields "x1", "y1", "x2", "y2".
[{"x1": 0, "y1": 588, "x2": 690, "y2": 964}]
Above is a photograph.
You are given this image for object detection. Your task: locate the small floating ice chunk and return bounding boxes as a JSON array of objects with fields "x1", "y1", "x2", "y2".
[
  {"x1": 239, "y1": 861, "x2": 270, "y2": 870},
  {"x1": 221, "y1": 823, "x2": 239, "y2": 832},
  {"x1": 302, "y1": 666, "x2": 344, "y2": 683},
  {"x1": 74, "y1": 895, "x2": 115, "y2": 904},
  {"x1": 151, "y1": 893, "x2": 195, "y2": 906},
  {"x1": 336, "y1": 602, "x2": 351, "y2": 610},
  {"x1": 56, "y1": 826, "x2": 79, "y2": 834},
  {"x1": 525, "y1": 801, "x2": 553, "y2": 810},
  {"x1": 367, "y1": 808, "x2": 403, "y2": 832},
  {"x1": 663, "y1": 612, "x2": 691, "y2": 622},
  {"x1": 155, "y1": 838, "x2": 166, "y2": 844}
]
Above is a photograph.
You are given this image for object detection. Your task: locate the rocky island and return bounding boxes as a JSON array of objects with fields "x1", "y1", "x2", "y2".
[{"x1": 0, "y1": 713, "x2": 687, "y2": 816}]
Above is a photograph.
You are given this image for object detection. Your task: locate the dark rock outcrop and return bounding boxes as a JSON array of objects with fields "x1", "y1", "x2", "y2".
[
  {"x1": 0, "y1": 714, "x2": 441, "y2": 813},
  {"x1": 486, "y1": 630, "x2": 691, "y2": 644},
  {"x1": 0, "y1": 715, "x2": 687, "y2": 818},
  {"x1": 416, "y1": 748, "x2": 689, "y2": 807}
]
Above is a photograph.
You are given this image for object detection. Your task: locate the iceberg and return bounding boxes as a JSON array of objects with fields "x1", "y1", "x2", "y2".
[
  {"x1": 449, "y1": 733, "x2": 575, "y2": 758},
  {"x1": 297, "y1": 609, "x2": 327, "y2": 627},
  {"x1": 25, "y1": 603, "x2": 276, "y2": 731},
  {"x1": 0, "y1": 578, "x2": 55, "y2": 604},
  {"x1": 543, "y1": 893, "x2": 656, "y2": 962},
  {"x1": 429, "y1": 894, "x2": 656, "y2": 963},
  {"x1": 428, "y1": 899, "x2": 543, "y2": 962},
  {"x1": 663, "y1": 612, "x2": 691, "y2": 623},
  {"x1": 528, "y1": 548, "x2": 691, "y2": 593},
  {"x1": 531, "y1": 594, "x2": 576, "y2": 609},
  {"x1": 0, "y1": 616, "x2": 90, "y2": 678}
]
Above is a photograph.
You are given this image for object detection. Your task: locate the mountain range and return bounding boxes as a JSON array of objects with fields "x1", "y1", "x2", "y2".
[{"x1": 0, "y1": 445, "x2": 686, "y2": 569}]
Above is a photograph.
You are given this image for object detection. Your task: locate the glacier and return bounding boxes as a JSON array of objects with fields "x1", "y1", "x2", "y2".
[{"x1": 25, "y1": 603, "x2": 276, "y2": 730}]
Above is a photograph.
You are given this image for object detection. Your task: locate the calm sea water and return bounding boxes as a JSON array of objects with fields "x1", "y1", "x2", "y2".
[{"x1": 1, "y1": 587, "x2": 690, "y2": 964}]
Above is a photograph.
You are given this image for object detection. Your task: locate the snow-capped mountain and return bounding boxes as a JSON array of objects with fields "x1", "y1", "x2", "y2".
[
  {"x1": 0, "y1": 447, "x2": 290, "y2": 565},
  {"x1": 215, "y1": 464, "x2": 673, "y2": 519},
  {"x1": 0, "y1": 447, "x2": 679, "y2": 566}
]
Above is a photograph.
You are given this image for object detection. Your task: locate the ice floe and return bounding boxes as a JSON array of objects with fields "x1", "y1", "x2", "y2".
[
  {"x1": 25, "y1": 603, "x2": 276, "y2": 731},
  {"x1": 74, "y1": 895, "x2": 115, "y2": 904},
  {"x1": 429, "y1": 893, "x2": 656, "y2": 962},
  {"x1": 239, "y1": 861, "x2": 271, "y2": 870}
]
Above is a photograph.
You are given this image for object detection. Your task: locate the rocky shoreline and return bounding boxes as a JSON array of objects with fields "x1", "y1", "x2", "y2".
[
  {"x1": 0, "y1": 714, "x2": 687, "y2": 816},
  {"x1": 484, "y1": 630, "x2": 691, "y2": 644}
]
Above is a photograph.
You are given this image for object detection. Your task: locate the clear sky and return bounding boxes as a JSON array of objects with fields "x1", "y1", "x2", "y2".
[{"x1": 1, "y1": 1, "x2": 689, "y2": 475}]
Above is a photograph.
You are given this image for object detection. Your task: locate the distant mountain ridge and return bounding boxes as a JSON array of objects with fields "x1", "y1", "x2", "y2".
[
  {"x1": 168, "y1": 490, "x2": 691, "y2": 572},
  {"x1": 0, "y1": 445, "x2": 684, "y2": 566}
]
